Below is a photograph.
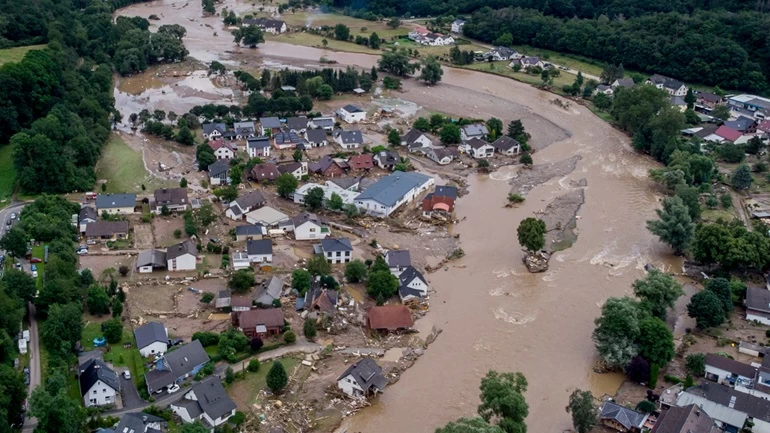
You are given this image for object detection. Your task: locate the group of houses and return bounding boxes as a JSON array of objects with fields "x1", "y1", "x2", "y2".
[
  {"x1": 407, "y1": 26, "x2": 455, "y2": 46},
  {"x1": 241, "y1": 17, "x2": 287, "y2": 34}
]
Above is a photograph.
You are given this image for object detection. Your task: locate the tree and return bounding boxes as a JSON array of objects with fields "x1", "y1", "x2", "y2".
[
  {"x1": 367, "y1": 270, "x2": 399, "y2": 300},
  {"x1": 266, "y1": 361, "x2": 288, "y2": 393},
  {"x1": 387, "y1": 18, "x2": 401, "y2": 28},
  {"x1": 632, "y1": 270, "x2": 683, "y2": 319},
  {"x1": 705, "y1": 277, "x2": 732, "y2": 313},
  {"x1": 225, "y1": 366, "x2": 235, "y2": 384},
  {"x1": 371, "y1": 255, "x2": 390, "y2": 273},
  {"x1": 440, "y1": 124, "x2": 461, "y2": 144},
  {"x1": 307, "y1": 254, "x2": 332, "y2": 276},
  {"x1": 684, "y1": 88, "x2": 696, "y2": 109},
  {"x1": 276, "y1": 173, "x2": 299, "y2": 198},
  {"x1": 478, "y1": 371, "x2": 528, "y2": 433},
  {"x1": 686, "y1": 353, "x2": 706, "y2": 377},
  {"x1": 626, "y1": 355, "x2": 650, "y2": 383},
  {"x1": 30, "y1": 371, "x2": 87, "y2": 433},
  {"x1": 229, "y1": 269, "x2": 254, "y2": 293},
  {"x1": 414, "y1": 117, "x2": 430, "y2": 131},
  {"x1": 303, "y1": 186, "x2": 325, "y2": 210},
  {"x1": 328, "y1": 192, "x2": 344, "y2": 210},
  {"x1": 712, "y1": 104, "x2": 731, "y2": 121},
  {"x1": 636, "y1": 400, "x2": 657, "y2": 414},
  {"x1": 388, "y1": 128, "x2": 401, "y2": 146},
  {"x1": 369, "y1": 32, "x2": 381, "y2": 49},
  {"x1": 383, "y1": 76, "x2": 401, "y2": 89},
  {"x1": 486, "y1": 118, "x2": 503, "y2": 140},
  {"x1": 292, "y1": 149, "x2": 303, "y2": 162},
  {"x1": 519, "y1": 152, "x2": 533, "y2": 166},
  {"x1": 592, "y1": 297, "x2": 641, "y2": 370},
  {"x1": 236, "y1": 26, "x2": 264, "y2": 48},
  {"x1": 291, "y1": 269, "x2": 312, "y2": 294},
  {"x1": 86, "y1": 285, "x2": 111, "y2": 315},
  {"x1": 732, "y1": 163, "x2": 753, "y2": 190},
  {"x1": 594, "y1": 92, "x2": 612, "y2": 111},
  {"x1": 565, "y1": 389, "x2": 597, "y2": 433},
  {"x1": 303, "y1": 318, "x2": 317, "y2": 340},
  {"x1": 507, "y1": 120, "x2": 529, "y2": 144},
  {"x1": 333, "y1": 24, "x2": 350, "y2": 41},
  {"x1": 378, "y1": 50, "x2": 415, "y2": 76},
  {"x1": 248, "y1": 358, "x2": 261, "y2": 372},
  {"x1": 345, "y1": 259, "x2": 368, "y2": 283},
  {"x1": 435, "y1": 418, "x2": 505, "y2": 433},
  {"x1": 3, "y1": 269, "x2": 37, "y2": 302},
  {"x1": 0, "y1": 226, "x2": 28, "y2": 257},
  {"x1": 646, "y1": 196, "x2": 694, "y2": 255},
  {"x1": 688, "y1": 290, "x2": 726, "y2": 329},
  {"x1": 103, "y1": 318, "x2": 123, "y2": 344},
  {"x1": 175, "y1": 125, "x2": 195, "y2": 145},
  {"x1": 419, "y1": 56, "x2": 444, "y2": 85},
  {"x1": 517, "y1": 217, "x2": 546, "y2": 252},
  {"x1": 283, "y1": 330, "x2": 296, "y2": 343},
  {"x1": 181, "y1": 422, "x2": 209, "y2": 433},
  {"x1": 637, "y1": 317, "x2": 675, "y2": 366},
  {"x1": 42, "y1": 302, "x2": 84, "y2": 359},
  {"x1": 674, "y1": 184, "x2": 701, "y2": 221}
]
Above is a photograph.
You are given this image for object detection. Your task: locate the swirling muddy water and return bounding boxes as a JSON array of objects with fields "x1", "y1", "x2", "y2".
[{"x1": 117, "y1": 2, "x2": 683, "y2": 430}]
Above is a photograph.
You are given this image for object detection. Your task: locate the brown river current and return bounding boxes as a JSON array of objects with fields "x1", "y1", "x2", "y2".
[{"x1": 116, "y1": 1, "x2": 683, "y2": 430}]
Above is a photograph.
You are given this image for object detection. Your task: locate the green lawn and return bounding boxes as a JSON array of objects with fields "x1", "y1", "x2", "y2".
[
  {"x1": 31, "y1": 246, "x2": 45, "y2": 289},
  {"x1": 95, "y1": 134, "x2": 175, "y2": 194},
  {"x1": 702, "y1": 208, "x2": 736, "y2": 223},
  {"x1": 226, "y1": 357, "x2": 300, "y2": 406},
  {"x1": 269, "y1": 32, "x2": 380, "y2": 54},
  {"x1": 81, "y1": 322, "x2": 146, "y2": 387},
  {"x1": 0, "y1": 144, "x2": 16, "y2": 204},
  {"x1": 0, "y1": 44, "x2": 46, "y2": 66},
  {"x1": 461, "y1": 61, "x2": 574, "y2": 90}
]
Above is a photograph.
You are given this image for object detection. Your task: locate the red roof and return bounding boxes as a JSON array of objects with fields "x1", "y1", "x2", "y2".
[
  {"x1": 348, "y1": 154, "x2": 374, "y2": 170},
  {"x1": 209, "y1": 139, "x2": 234, "y2": 152},
  {"x1": 367, "y1": 305, "x2": 414, "y2": 331},
  {"x1": 237, "y1": 308, "x2": 284, "y2": 329},
  {"x1": 758, "y1": 120, "x2": 770, "y2": 133},
  {"x1": 422, "y1": 194, "x2": 455, "y2": 212},
  {"x1": 715, "y1": 125, "x2": 742, "y2": 142}
]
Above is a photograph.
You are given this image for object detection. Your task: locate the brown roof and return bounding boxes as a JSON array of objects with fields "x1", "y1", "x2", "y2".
[
  {"x1": 651, "y1": 404, "x2": 717, "y2": 433},
  {"x1": 250, "y1": 163, "x2": 280, "y2": 182},
  {"x1": 154, "y1": 188, "x2": 189, "y2": 206},
  {"x1": 348, "y1": 154, "x2": 374, "y2": 170},
  {"x1": 85, "y1": 221, "x2": 129, "y2": 237},
  {"x1": 231, "y1": 295, "x2": 253, "y2": 309},
  {"x1": 238, "y1": 308, "x2": 284, "y2": 329},
  {"x1": 705, "y1": 353, "x2": 757, "y2": 378},
  {"x1": 367, "y1": 305, "x2": 414, "y2": 331},
  {"x1": 422, "y1": 194, "x2": 455, "y2": 212}
]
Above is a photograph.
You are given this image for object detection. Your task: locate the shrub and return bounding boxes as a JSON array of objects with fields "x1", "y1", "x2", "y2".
[
  {"x1": 283, "y1": 330, "x2": 296, "y2": 344},
  {"x1": 663, "y1": 374, "x2": 682, "y2": 384},
  {"x1": 507, "y1": 193, "x2": 525, "y2": 203},
  {"x1": 304, "y1": 318, "x2": 317, "y2": 340},
  {"x1": 200, "y1": 292, "x2": 215, "y2": 303},
  {"x1": 103, "y1": 319, "x2": 123, "y2": 344},
  {"x1": 173, "y1": 229, "x2": 182, "y2": 238},
  {"x1": 266, "y1": 361, "x2": 288, "y2": 393},
  {"x1": 250, "y1": 337, "x2": 264, "y2": 352},
  {"x1": 192, "y1": 331, "x2": 220, "y2": 346},
  {"x1": 685, "y1": 353, "x2": 705, "y2": 377},
  {"x1": 225, "y1": 366, "x2": 235, "y2": 384},
  {"x1": 247, "y1": 359, "x2": 261, "y2": 372},
  {"x1": 231, "y1": 412, "x2": 246, "y2": 426},
  {"x1": 635, "y1": 400, "x2": 656, "y2": 413},
  {"x1": 649, "y1": 364, "x2": 660, "y2": 389}
]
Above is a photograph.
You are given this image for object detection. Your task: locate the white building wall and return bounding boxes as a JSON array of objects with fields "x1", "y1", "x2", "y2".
[
  {"x1": 248, "y1": 253, "x2": 273, "y2": 263},
  {"x1": 100, "y1": 206, "x2": 134, "y2": 215},
  {"x1": 168, "y1": 254, "x2": 197, "y2": 271},
  {"x1": 138, "y1": 265, "x2": 153, "y2": 273},
  {"x1": 171, "y1": 404, "x2": 194, "y2": 423},
  {"x1": 747, "y1": 311, "x2": 770, "y2": 325},
  {"x1": 324, "y1": 250, "x2": 351, "y2": 264},
  {"x1": 704, "y1": 365, "x2": 733, "y2": 382},
  {"x1": 405, "y1": 278, "x2": 428, "y2": 296},
  {"x1": 337, "y1": 374, "x2": 364, "y2": 397},
  {"x1": 295, "y1": 223, "x2": 328, "y2": 240},
  {"x1": 84, "y1": 380, "x2": 117, "y2": 407},
  {"x1": 139, "y1": 340, "x2": 168, "y2": 358}
]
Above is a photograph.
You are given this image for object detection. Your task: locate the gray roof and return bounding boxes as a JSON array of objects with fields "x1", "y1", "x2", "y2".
[
  {"x1": 278, "y1": 162, "x2": 304, "y2": 175},
  {"x1": 96, "y1": 193, "x2": 136, "y2": 209},
  {"x1": 697, "y1": 91, "x2": 723, "y2": 103},
  {"x1": 320, "y1": 237, "x2": 352, "y2": 252},
  {"x1": 255, "y1": 276, "x2": 284, "y2": 305},
  {"x1": 614, "y1": 77, "x2": 635, "y2": 88},
  {"x1": 166, "y1": 241, "x2": 198, "y2": 260},
  {"x1": 208, "y1": 159, "x2": 229, "y2": 177},
  {"x1": 492, "y1": 136, "x2": 520, "y2": 151},
  {"x1": 339, "y1": 130, "x2": 363, "y2": 144},
  {"x1": 201, "y1": 123, "x2": 226, "y2": 136},
  {"x1": 260, "y1": 117, "x2": 281, "y2": 129},
  {"x1": 356, "y1": 171, "x2": 432, "y2": 207},
  {"x1": 686, "y1": 381, "x2": 770, "y2": 422},
  {"x1": 466, "y1": 137, "x2": 491, "y2": 150},
  {"x1": 491, "y1": 46, "x2": 515, "y2": 57},
  {"x1": 386, "y1": 250, "x2": 411, "y2": 268},
  {"x1": 79, "y1": 206, "x2": 96, "y2": 221},
  {"x1": 327, "y1": 177, "x2": 360, "y2": 190},
  {"x1": 461, "y1": 123, "x2": 489, "y2": 137},
  {"x1": 402, "y1": 128, "x2": 427, "y2": 145},
  {"x1": 746, "y1": 286, "x2": 770, "y2": 313},
  {"x1": 285, "y1": 116, "x2": 309, "y2": 131},
  {"x1": 651, "y1": 404, "x2": 718, "y2": 433},
  {"x1": 185, "y1": 377, "x2": 237, "y2": 420},
  {"x1": 114, "y1": 412, "x2": 165, "y2": 433},
  {"x1": 374, "y1": 150, "x2": 399, "y2": 166},
  {"x1": 336, "y1": 358, "x2": 388, "y2": 392},
  {"x1": 292, "y1": 212, "x2": 322, "y2": 227},
  {"x1": 137, "y1": 249, "x2": 167, "y2": 268},
  {"x1": 235, "y1": 224, "x2": 265, "y2": 236},
  {"x1": 174, "y1": 399, "x2": 203, "y2": 419},
  {"x1": 134, "y1": 322, "x2": 168, "y2": 349},
  {"x1": 274, "y1": 130, "x2": 301, "y2": 145},
  {"x1": 399, "y1": 266, "x2": 427, "y2": 293},
  {"x1": 724, "y1": 116, "x2": 756, "y2": 132},
  {"x1": 705, "y1": 353, "x2": 757, "y2": 378},
  {"x1": 599, "y1": 401, "x2": 647, "y2": 430},
  {"x1": 154, "y1": 188, "x2": 188, "y2": 207},
  {"x1": 85, "y1": 221, "x2": 129, "y2": 237},
  {"x1": 305, "y1": 129, "x2": 328, "y2": 144},
  {"x1": 671, "y1": 96, "x2": 686, "y2": 106},
  {"x1": 429, "y1": 147, "x2": 458, "y2": 160},
  {"x1": 247, "y1": 239, "x2": 273, "y2": 255},
  {"x1": 342, "y1": 104, "x2": 364, "y2": 113},
  {"x1": 453, "y1": 19, "x2": 465, "y2": 24},
  {"x1": 310, "y1": 117, "x2": 335, "y2": 128},
  {"x1": 234, "y1": 190, "x2": 266, "y2": 210},
  {"x1": 247, "y1": 136, "x2": 271, "y2": 149},
  {"x1": 434, "y1": 185, "x2": 458, "y2": 199},
  {"x1": 234, "y1": 121, "x2": 255, "y2": 133},
  {"x1": 649, "y1": 74, "x2": 685, "y2": 91},
  {"x1": 145, "y1": 340, "x2": 210, "y2": 392},
  {"x1": 79, "y1": 359, "x2": 120, "y2": 395}
]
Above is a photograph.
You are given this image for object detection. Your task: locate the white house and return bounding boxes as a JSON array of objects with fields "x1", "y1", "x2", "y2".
[
  {"x1": 354, "y1": 171, "x2": 434, "y2": 217},
  {"x1": 315, "y1": 238, "x2": 353, "y2": 264},
  {"x1": 398, "y1": 266, "x2": 429, "y2": 301},
  {"x1": 136, "y1": 249, "x2": 167, "y2": 273},
  {"x1": 337, "y1": 358, "x2": 388, "y2": 398},
  {"x1": 226, "y1": 190, "x2": 266, "y2": 221},
  {"x1": 166, "y1": 241, "x2": 198, "y2": 271},
  {"x1": 460, "y1": 137, "x2": 495, "y2": 158},
  {"x1": 247, "y1": 136, "x2": 271, "y2": 158},
  {"x1": 401, "y1": 128, "x2": 432, "y2": 153},
  {"x1": 704, "y1": 353, "x2": 757, "y2": 386},
  {"x1": 292, "y1": 212, "x2": 330, "y2": 240},
  {"x1": 201, "y1": 123, "x2": 226, "y2": 140},
  {"x1": 171, "y1": 377, "x2": 236, "y2": 428},
  {"x1": 207, "y1": 159, "x2": 230, "y2": 186},
  {"x1": 134, "y1": 322, "x2": 169, "y2": 357},
  {"x1": 336, "y1": 104, "x2": 366, "y2": 123},
  {"x1": 509, "y1": 56, "x2": 544, "y2": 70},
  {"x1": 78, "y1": 206, "x2": 96, "y2": 233},
  {"x1": 746, "y1": 287, "x2": 770, "y2": 325},
  {"x1": 246, "y1": 239, "x2": 273, "y2": 263},
  {"x1": 484, "y1": 46, "x2": 520, "y2": 61},
  {"x1": 242, "y1": 17, "x2": 287, "y2": 34},
  {"x1": 79, "y1": 359, "x2": 120, "y2": 408},
  {"x1": 231, "y1": 251, "x2": 250, "y2": 270},
  {"x1": 210, "y1": 139, "x2": 235, "y2": 160},
  {"x1": 305, "y1": 128, "x2": 328, "y2": 147},
  {"x1": 491, "y1": 136, "x2": 521, "y2": 156},
  {"x1": 385, "y1": 250, "x2": 411, "y2": 276},
  {"x1": 426, "y1": 147, "x2": 458, "y2": 165},
  {"x1": 96, "y1": 193, "x2": 136, "y2": 215},
  {"x1": 334, "y1": 130, "x2": 364, "y2": 149},
  {"x1": 277, "y1": 161, "x2": 308, "y2": 180},
  {"x1": 233, "y1": 121, "x2": 256, "y2": 139},
  {"x1": 451, "y1": 19, "x2": 465, "y2": 33},
  {"x1": 460, "y1": 123, "x2": 489, "y2": 142},
  {"x1": 309, "y1": 117, "x2": 335, "y2": 132},
  {"x1": 647, "y1": 74, "x2": 688, "y2": 97}
]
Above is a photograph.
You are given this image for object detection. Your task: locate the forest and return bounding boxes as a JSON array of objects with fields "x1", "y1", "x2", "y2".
[{"x1": 335, "y1": 0, "x2": 770, "y2": 91}]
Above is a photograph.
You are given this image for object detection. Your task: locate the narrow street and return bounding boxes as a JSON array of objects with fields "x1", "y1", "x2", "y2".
[{"x1": 21, "y1": 303, "x2": 41, "y2": 433}]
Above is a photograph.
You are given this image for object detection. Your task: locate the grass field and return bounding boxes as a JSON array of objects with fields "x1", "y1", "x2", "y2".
[
  {"x1": 510, "y1": 45, "x2": 605, "y2": 78},
  {"x1": 81, "y1": 322, "x2": 146, "y2": 387},
  {"x1": 702, "y1": 208, "x2": 736, "y2": 223},
  {"x1": 227, "y1": 357, "x2": 300, "y2": 406},
  {"x1": 0, "y1": 44, "x2": 46, "y2": 66},
  {"x1": 269, "y1": 32, "x2": 380, "y2": 54},
  {"x1": 269, "y1": 12, "x2": 409, "y2": 39},
  {"x1": 0, "y1": 145, "x2": 16, "y2": 204},
  {"x1": 95, "y1": 134, "x2": 174, "y2": 193},
  {"x1": 462, "y1": 61, "x2": 574, "y2": 90}
]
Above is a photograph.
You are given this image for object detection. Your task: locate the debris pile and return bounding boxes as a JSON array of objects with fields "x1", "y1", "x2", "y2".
[{"x1": 523, "y1": 251, "x2": 550, "y2": 273}]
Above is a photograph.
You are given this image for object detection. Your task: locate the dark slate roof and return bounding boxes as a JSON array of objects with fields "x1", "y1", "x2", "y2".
[
  {"x1": 747, "y1": 286, "x2": 770, "y2": 313},
  {"x1": 145, "y1": 340, "x2": 210, "y2": 392},
  {"x1": 342, "y1": 104, "x2": 364, "y2": 113},
  {"x1": 96, "y1": 193, "x2": 136, "y2": 209},
  {"x1": 386, "y1": 250, "x2": 411, "y2": 268},
  {"x1": 492, "y1": 136, "x2": 520, "y2": 151},
  {"x1": 466, "y1": 137, "x2": 491, "y2": 150},
  {"x1": 491, "y1": 46, "x2": 515, "y2": 57},
  {"x1": 697, "y1": 91, "x2": 723, "y2": 103},
  {"x1": 208, "y1": 159, "x2": 229, "y2": 177},
  {"x1": 79, "y1": 359, "x2": 120, "y2": 395},
  {"x1": 201, "y1": 123, "x2": 226, "y2": 136},
  {"x1": 247, "y1": 239, "x2": 273, "y2": 255},
  {"x1": 337, "y1": 358, "x2": 388, "y2": 392},
  {"x1": 174, "y1": 399, "x2": 203, "y2": 419},
  {"x1": 85, "y1": 221, "x2": 129, "y2": 237},
  {"x1": 374, "y1": 150, "x2": 399, "y2": 166},
  {"x1": 724, "y1": 116, "x2": 756, "y2": 132},
  {"x1": 292, "y1": 212, "x2": 322, "y2": 227},
  {"x1": 79, "y1": 206, "x2": 97, "y2": 221},
  {"x1": 402, "y1": 128, "x2": 426, "y2": 145},
  {"x1": 691, "y1": 382, "x2": 770, "y2": 422},
  {"x1": 234, "y1": 121, "x2": 255, "y2": 133},
  {"x1": 320, "y1": 237, "x2": 352, "y2": 252},
  {"x1": 651, "y1": 404, "x2": 717, "y2": 433},
  {"x1": 434, "y1": 185, "x2": 458, "y2": 199},
  {"x1": 614, "y1": 78, "x2": 634, "y2": 88},
  {"x1": 430, "y1": 148, "x2": 458, "y2": 160},
  {"x1": 649, "y1": 74, "x2": 685, "y2": 91},
  {"x1": 356, "y1": 171, "x2": 432, "y2": 207},
  {"x1": 398, "y1": 266, "x2": 428, "y2": 299},
  {"x1": 235, "y1": 190, "x2": 266, "y2": 210},
  {"x1": 167, "y1": 241, "x2": 198, "y2": 260},
  {"x1": 250, "y1": 163, "x2": 280, "y2": 182},
  {"x1": 114, "y1": 412, "x2": 165, "y2": 433},
  {"x1": 599, "y1": 401, "x2": 647, "y2": 430},
  {"x1": 260, "y1": 117, "x2": 282, "y2": 129},
  {"x1": 274, "y1": 130, "x2": 301, "y2": 145},
  {"x1": 309, "y1": 155, "x2": 343, "y2": 174},
  {"x1": 235, "y1": 224, "x2": 265, "y2": 236},
  {"x1": 285, "y1": 116, "x2": 308, "y2": 131},
  {"x1": 154, "y1": 188, "x2": 188, "y2": 206},
  {"x1": 305, "y1": 129, "x2": 328, "y2": 144},
  {"x1": 134, "y1": 322, "x2": 168, "y2": 349},
  {"x1": 187, "y1": 377, "x2": 237, "y2": 420},
  {"x1": 278, "y1": 162, "x2": 304, "y2": 174},
  {"x1": 705, "y1": 353, "x2": 757, "y2": 378},
  {"x1": 461, "y1": 123, "x2": 489, "y2": 137},
  {"x1": 137, "y1": 249, "x2": 167, "y2": 268},
  {"x1": 247, "y1": 136, "x2": 271, "y2": 149},
  {"x1": 255, "y1": 276, "x2": 283, "y2": 304},
  {"x1": 339, "y1": 130, "x2": 363, "y2": 144}
]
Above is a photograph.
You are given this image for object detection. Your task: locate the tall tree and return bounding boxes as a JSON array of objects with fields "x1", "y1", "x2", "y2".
[
  {"x1": 477, "y1": 371, "x2": 528, "y2": 433},
  {"x1": 637, "y1": 317, "x2": 675, "y2": 366},
  {"x1": 732, "y1": 163, "x2": 753, "y2": 190},
  {"x1": 266, "y1": 361, "x2": 288, "y2": 393},
  {"x1": 565, "y1": 390, "x2": 597, "y2": 433},
  {"x1": 517, "y1": 217, "x2": 546, "y2": 252},
  {"x1": 687, "y1": 290, "x2": 726, "y2": 329},
  {"x1": 419, "y1": 56, "x2": 444, "y2": 85},
  {"x1": 30, "y1": 371, "x2": 87, "y2": 433},
  {"x1": 592, "y1": 297, "x2": 641, "y2": 370},
  {"x1": 435, "y1": 418, "x2": 505, "y2": 433},
  {"x1": 276, "y1": 173, "x2": 298, "y2": 198},
  {"x1": 632, "y1": 270, "x2": 684, "y2": 319},
  {"x1": 684, "y1": 88, "x2": 695, "y2": 109},
  {"x1": 646, "y1": 196, "x2": 694, "y2": 255}
]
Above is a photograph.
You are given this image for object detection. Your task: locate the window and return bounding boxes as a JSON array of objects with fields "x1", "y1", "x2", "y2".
[
  {"x1": 93, "y1": 390, "x2": 97, "y2": 394},
  {"x1": 336, "y1": 251, "x2": 341, "y2": 257}
]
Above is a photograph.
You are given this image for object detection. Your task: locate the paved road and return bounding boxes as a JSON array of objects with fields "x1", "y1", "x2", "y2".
[
  {"x1": 0, "y1": 202, "x2": 27, "y2": 277},
  {"x1": 21, "y1": 303, "x2": 41, "y2": 433}
]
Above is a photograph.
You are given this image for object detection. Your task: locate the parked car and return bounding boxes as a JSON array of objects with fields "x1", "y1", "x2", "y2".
[
  {"x1": 122, "y1": 371, "x2": 131, "y2": 380},
  {"x1": 10, "y1": 213, "x2": 16, "y2": 220},
  {"x1": 167, "y1": 384, "x2": 180, "y2": 394},
  {"x1": 23, "y1": 367, "x2": 29, "y2": 375},
  {"x1": 14, "y1": 262, "x2": 21, "y2": 269},
  {"x1": 29, "y1": 258, "x2": 41, "y2": 263},
  {"x1": 76, "y1": 249, "x2": 88, "y2": 256},
  {"x1": 31, "y1": 271, "x2": 38, "y2": 278},
  {"x1": 86, "y1": 240, "x2": 96, "y2": 245},
  {"x1": 30, "y1": 265, "x2": 36, "y2": 271},
  {"x1": 168, "y1": 338, "x2": 183, "y2": 346}
]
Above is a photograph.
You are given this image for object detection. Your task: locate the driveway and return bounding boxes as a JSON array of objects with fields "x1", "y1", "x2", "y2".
[{"x1": 120, "y1": 373, "x2": 144, "y2": 410}]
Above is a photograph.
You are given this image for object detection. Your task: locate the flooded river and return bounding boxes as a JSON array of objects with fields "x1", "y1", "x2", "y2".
[{"x1": 117, "y1": 2, "x2": 683, "y2": 430}]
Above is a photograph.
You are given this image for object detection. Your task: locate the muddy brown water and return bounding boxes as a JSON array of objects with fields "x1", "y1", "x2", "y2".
[{"x1": 116, "y1": 2, "x2": 684, "y2": 430}]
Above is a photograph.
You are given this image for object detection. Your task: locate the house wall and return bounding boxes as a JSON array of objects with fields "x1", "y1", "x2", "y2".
[
  {"x1": 139, "y1": 341, "x2": 168, "y2": 358},
  {"x1": 337, "y1": 374, "x2": 364, "y2": 397},
  {"x1": 138, "y1": 265, "x2": 154, "y2": 273},
  {"x1": 295, "y1": 223, "x2": 328, "y2": 240},
  {"x1": 83, "y1": 380, "x2": 117, "y2": 407},
  {"x1": 99, "y1": 206, "x2": 134, "y2": 215},
  {"x1": 170, "y1": 404, "x2": 194, "y2": 423},
  {"x1": 472, "y1": 146, "x2": 495, "y2": 158},
  {"x1": 747, "y1": 310, "x2": 770, "y2": 325},
  {"x1": 340, "y1": 111, "x2": 366, "y2": 123},
  {"x1": 214, "y1": 148, "x2": 233, "y2": 159},
  {"x1": 405, "y1": 277, "x2": 428, "y2": 296},
  {"x1": 248, "y1": 146, "x2": 271, "y2": 158},
  {"x1": 324, "y1": 250, "x2": 351, "y2": 264},
  {"x1": 168, "y1": 254, "x2": 197, "y2": 271},
  {"x1": 354, "y1": 198, "x2": 394, "y2": 217},
  {"x1": 248, "y1": 253, "x2": 273, "y2": 263}
]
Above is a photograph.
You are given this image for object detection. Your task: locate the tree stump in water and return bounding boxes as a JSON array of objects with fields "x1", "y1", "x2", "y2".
[{"x1": 523, "y1": 251, "x2": 550, "y2": 273}]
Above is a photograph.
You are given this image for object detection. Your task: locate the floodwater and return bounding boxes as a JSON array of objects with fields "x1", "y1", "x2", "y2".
[{"x1": 116, "y1": 2, "x2": 683, "y2": 431}]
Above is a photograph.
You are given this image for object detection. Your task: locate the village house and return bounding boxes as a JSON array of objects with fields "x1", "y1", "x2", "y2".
[
  {"x1": 246, "y1": 239, "x2": 273, "y2": 263},
  {"x1": 171, "y1": 378, "x2": 237, "y2": 429},
  {"x1": 309, "y1": 155, "x2": 347, "y2": 177},
  {"x1": 260, "y1": 117, "x2": 282, "y2": 135},
  {"x1": 727, "y1": 94, "x2": 770, "y2": 119},
  {"x1": 315, "y1": 237, "x2": 353, "y2": 264},
  {"x1": 337, "y1": 358, "x2": 388, "y2": 398},
  {"x1": 209, "y1": 138, "x2": 235, "y2": 160},
  {"x1": 398, "y1": 266, "x2": 429, "y2": 301},
  {"x1": 297, "y1": 280, "x2": 338, "y2": 314},
  {"x1": 285, "y1": 116, "x2": 308, "y2": 133},
  {"x1": 367, "y1": 305, "x2": 414, "y2": 333},
  {"x1": 233, "y1": 121, "x2": 256, "y2": 139},
  {"x1": 705, "y1": 353, "x2": 757, "y2": 386},
  {"x1": 373, "y1": 150, "x2": 400, "y2": 170},
  {"x1": 401, "y1": 128, "x2": 432, "y2": 153},
  {"x1": 492, "y1": 136, "x2": 521, "y2": 155},
  {"x1": 250, "y1": 162, "x2": 280, "y2": 183},
  {"x1": 309, "y1": 116, "x2": 335, "y2": 132},
  {"x1": 226, "y1": 190, "x2": 266, "y2": 220},
  {"x1": 695, "y1": 91, "x2": 724, "y2": 111},
  {"x1": 484, "y1": 46, "x2": 520, "y2": 61},
  {"x1": 710, "y1": 125, "x2": 743, "y2": 143},
  {"x1": 145, "y1": 340, "x2": 210, "y2": 394},
  {"x1": 334, "y1": 130, "x2": 364, "y2": 149},
  {"x1": 242, "y1": 17, "x2": 287, "y2": 34},
  {"x1": 305, "y1": 128, "x2": 328, "y2": 147},
  {"x1": 646, "y1": 74, "x2": 688, "y2": 96},
  {"x1": 245, "y1": 206, "x2": 288, "y2": 227},
  {"x1": 670, "y1": 96, "x2": 687, "y2": 112},
  {"x1": 336, "y1": 104, "x2": 366, "y2": 123},
  {"x1": 234, "y1": 308, "x2": 284, "y2": 338},
  {"x1": 85, "y1": 221, "x2": 129, "y2": 243},
  {"x1": 79, "y1": 359, "x2": 120, "y2": 408},
  {"x1": 675, "y1": 382, "x2": 770, "y2": 433},
  {"x1": 354, "y1": 171, "x2": 434, "y2": 217},
  {"x1": 651, "y1": 404, "x2": 719, "y2": 433},
  {"x1": 460, "y1": 137, "x2": 495, "y2": 158},
  {"x1": 612, "y1": 78, "x2": 635, "y2": 89},
  {"x1": 599, "y1": 401, "x2": 648, "y2": 432},
  {"x1": 327, "y1": 177, "x2": 361, "y2": 191},
  {"x1": 136, "y1": 249, "x2": 167, "y2": 273},
  {"x1": 208, "y1": 159, "x2": 230, "y2": 186},
  {"x1": 247, "y1": 136, "x2": 271, "y2": 158},
  {"x1": 272, "y1": 130, "x2": 302, "y2": 150},
  {"x1": 746, "y1": 286, "x2": 770, "y2": 325},
  {"x1": 596, "y1": 84, "x2": 614, "y2": 96},
  {"x1": 255, "y1": 276, "x2": 283, "y2": 306},
  {"x1": 293, "y1": 183, "x2": 359, "y2": 209},
  {"x1": 215, "y1": 290, "x2": 231, "y2": 309},
  {"x1": 235, "y1": 224, "x2": 266, "y2": 241},
  {"x1": 201, "y1": 123, "x2": 226, "y2": 140},
  {"x1": 724, "y1": 115, "x2": 758, "y2": 133},
  {"x1": 134, "y1": 321, "x2": 169, "y2": 357},
  {"x1": 347, "y1": 154, "x2": 374, "y2": 171},
  {"x1": 96, "y1": 193, "x2": 136, "y2": 215},
  {"x1": 166, "y1": 240, "x2": 198, "y2": 271},
  {"x1": 277, "y1": 161, "x2": 308, "y2": 180},
  {"x1": 460, "y1": 123, "x2": 489, "y2": 142},
  {"x1": 230, "y1": 292, "x2": 252, "y2": 310},
  {"x1": 291, "y1": 212, "x2": 330, "y2": 240},
  {"x1": 451, "y1": 19, "x2": 465, "y2": 33},
  {"x1": 426, "y1": 147, "x2": 458, "y2": 165},
  {"x1": 78, "y1": 206, "x2": 96, "y2": 233},
  {"x1": 154, "y1": 188, "x2": 189, "y2": 213},
  {"x1": 422, "y1": 185, "x2": 458, "y2": 218},
  {"x1": 114, "y1": 412, "x2": 167, "y2": 433},
  {"x1": 509, "y1": 56, "x2": 543, "y2": 70}
]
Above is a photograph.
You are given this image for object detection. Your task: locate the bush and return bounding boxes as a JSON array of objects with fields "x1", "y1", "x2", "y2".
[
  {"x1": 192, "y1": 331, "x2": 220, "y2": 346},
  {"x1": 304, "y1": 318, "x2": 317, "y2": 340},
  {"x1": 635, "y1": 400, "x2": 656, "y2": 413},
  {"x1": 685, "y1": 353, "x2": 705, "y2": 377},
  {"x1": 200, "y1": 292, "x2": 215, "y2": 303},
  {"x1": 507, "y1": 193, "x2": 525, "y2": 203},
  {"x1": 283, "y1": 330, "x2": 296, "y2": 344},
  {"x1": 266, "y1": 361, "x2": 288, "y2": 393},
  {"x1": 173, "y1": 229, "x2": 182, "y2": 239},
  {"x1": 247, "y1": 359, "x2": 261, "y2": 372},
  {"x1": 663, "y1": 374, "x2": 682, "y2": 384},
  {"x1": 649, "y1": 364, "x2": 660, "y2": 389},
  {"x1": 250, "y1": 337, "x2": 264, "y2": 352},
  {"x1": 225, "y1": 366, "x2": 235, "y2": 384},
  {"x1": 119, "y1": 265, "x2": 129, "y2": 277},
  {"x1": 103, "y1": 319, "x2": 123, "y2": 344},
  {"x1": 231, "y1": 412, "x2": 246, "y2": 426}
]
